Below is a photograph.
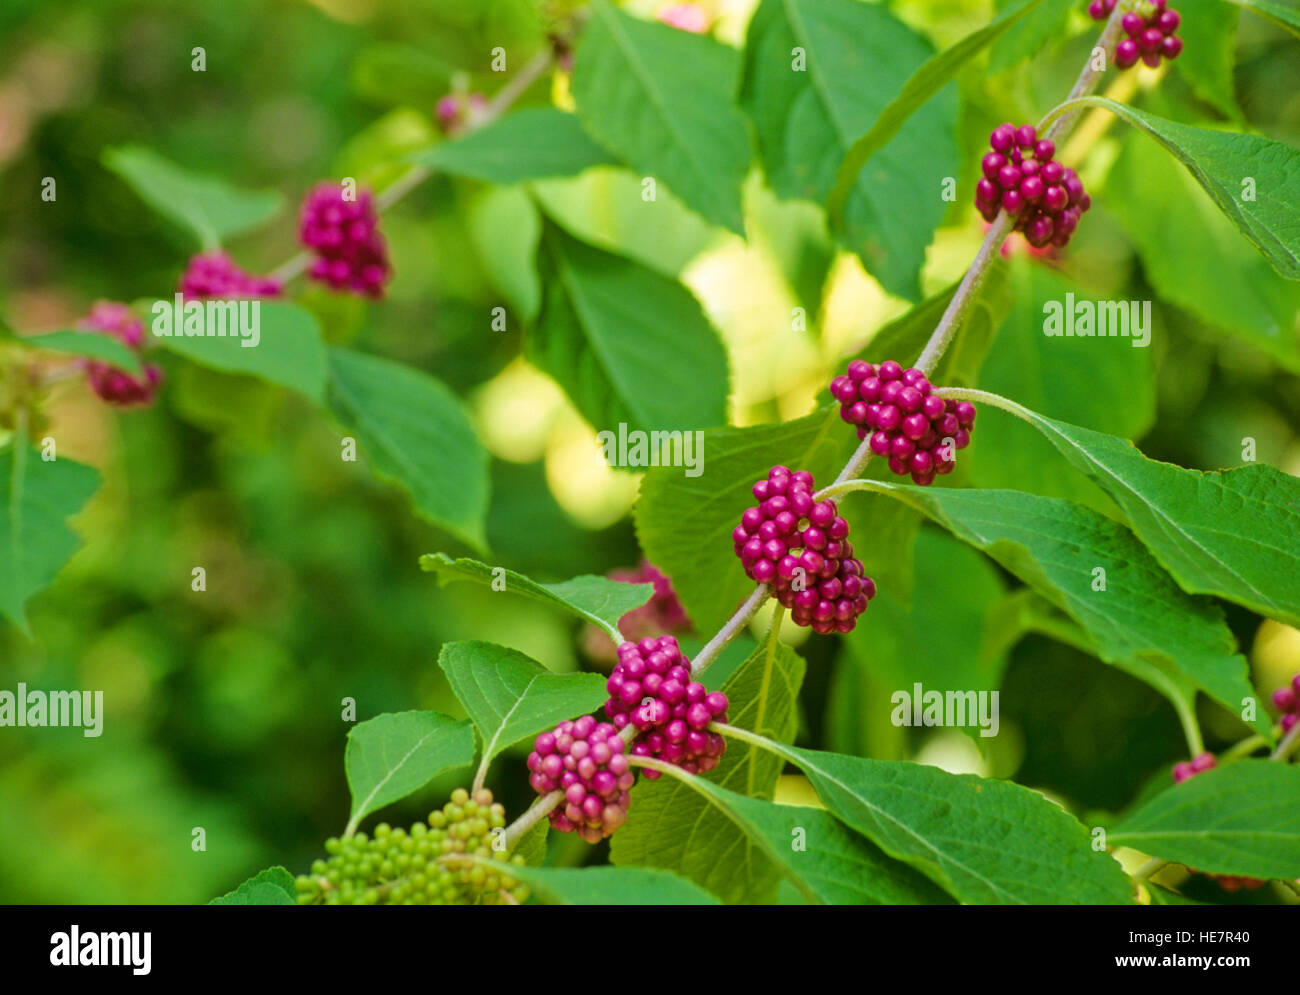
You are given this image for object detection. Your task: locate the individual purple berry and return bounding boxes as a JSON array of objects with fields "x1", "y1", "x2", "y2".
[
  {"x1": 528, "y1": 717, "x2": 633, "y2": 843},
  {"x1": 178, "y1": 251, "x2": 283, "y2": 301},
  {"x1": 298, "y1": 182, "x2": 391, "y2": 298},
  {"x1": 78, "y1": 302, "x2": 162, "y2": 407},
  {"x1": 1088, "y1": 0, "x2": 1118, "y2": 18}
]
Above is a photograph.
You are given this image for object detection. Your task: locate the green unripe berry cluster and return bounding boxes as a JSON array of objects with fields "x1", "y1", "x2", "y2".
[{"x1": 294, "y1": 788, "x2": 529, "y2": 905}]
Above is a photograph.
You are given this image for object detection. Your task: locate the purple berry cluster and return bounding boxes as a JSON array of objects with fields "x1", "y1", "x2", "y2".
[
  {"x1": 732, "y1": 466, "x2": 874, "y2": 633},
  {"x1": 976, "y1": 124, "x2": 1090, "y2": 249},
  {"x1": 1171, "y1": 750, "x2": 1216, "y2": 784},
  {"x1": 604, "y1": 636, "x2": 729, "y2": 779},
  {"x1": 527, "y1": 716, "x2": 634, "y2": 843},
  {"x1": 79, "y1": 301, "x2": 162, "y2": 407},
  {"x1": 831, "y1": 360, "x2": 976, "y2": 485},
  {"x1": 298, "y1": 182, "x2": 391, "y2": 298},
  {"x1": 1090, "y1": 0, "x2": 1183, "y2": 69},
  {"x1": 1272, "y1": 675, "x2": 1300, "y2": 734},
  {"x1": 178, "y1": 251, "x2": 282, "y2": 301}
]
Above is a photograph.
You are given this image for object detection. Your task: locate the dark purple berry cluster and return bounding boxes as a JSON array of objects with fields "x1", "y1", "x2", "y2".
[
  {"x1": 1091, "y1": 0, "x2": 1183, "y2": 69},
  {"x1": 604, "y1": 636, "x2": 729, "y2": 779},
  {"x1": 79, "y1": 301, "x2": 162, "y2": 407},
  {"x1": 178, "y1": 251, "x2": 282, "y2": 301},
  {"x1": 1272, "y1": 675, "x2": 1300, "y2": 734},
  {"x1": 528, "y1": 716, "x2": 634, "y2": 843},
  {"x1": 733, "y1": 466, "x2": 874, "y2": 633},
  {"x1": 299, "y1": 182, "x2": 391, "y2": 298},
  {"x1": 831, "y1": 360, "x2": 976, "y2": 486},
  {"x1": 976, "y1": 124, "x2": 1090, "y2": 249}
]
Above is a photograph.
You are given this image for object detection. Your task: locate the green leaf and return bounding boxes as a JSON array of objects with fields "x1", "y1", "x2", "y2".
[
  {"x1": 1111, "y1": 760, "x2": 1300, "y2": 879},
  {"x1": 741, "y1": 0, "x2": 959, "y2": 298},
  {"x1": 828, "y1": 0, "x2": 1047, "y2": 223},
  {"x1": 15, "y1": 330, "x2": 142, "y2": 375},
  {"x1": 327, "y1": 347, "x2": 489, "y2": 551},
  {"x1": 650, "y1": 764, "x2": 955, "y2": 904},
  {"x1": 1107, "y1": 128, "x2": 1300, "y2": 373},
  {"x1": 102, "y1": 145, "x2": 283, "y2": 250},
  {"x1": 1073, "y1": 97, "x2": 1300, "y2": 279},
  {"x1": 437, "y1": 641, "x2": 608, "y2": 771},
  {"x1": 1223, "y1": 0, "x2": 1300, "y2": 38},
  {"x1": 859, "y1": 483, "x2": 1269, "y2": 736},
  {"x1": 511, "y1": 819, "x2": 548, "y2": 866},
  {"x1": 418, "y1": 553, "x2": 653, "y2": 641},
  {"x1": 1171, "y1": 0, "x2": 1241, "y2": 120},
  {"x1": 344, "y1": 710, "x2": 475, "y2": 833},
  {"x1": 988, "y1": 0, "x2": 1072, "y2": 71},
  {"x1": 967, "y1": 259, "x2": 1154, "y2": 506},
  {"x1": 610, "y1": 630, "x2": 805, "y2": 904},
  {"x1": 634, "y1": 409, "x2": 847, "y2": 634},
  {"x1": 844, "y1": 528, "x2": 1009, "y2": 738},
  {"x1": 466, "y1": 185, "x2": 542, "y2": 322},
  {"x1": 1, "y1": 447, "x2": 100, "y2": 631},
  {"x1": 209, "y1": 866, "x2": 297, "y2": 906},
  {"x1": 530, "y1": 167, "x2": 719, "y2": 277},
  {"x1": 1003, "y1": 407, "x2": 1300, "y2": 629},
  {"x1": 414, "y1": 108, "x2": 617, "y2": 184},
  {"x1": 530, "y1": 223, "x2": 729, "y2": 434},
  {"x1": 571, "y1": 0, "x2": 750, "y2": 232},
  {"x1": 351, "y1": 43, "x2": 455, "y2": 107},
  {"x1": 759, "y1": 744, "x2": 1135, "y2": 904},
  {"x1": 508, "y1": 864, "x2": 721, "y2": 905},
  {"x1": 152, "y1": 300, "x2": 328, "y2": 401}
]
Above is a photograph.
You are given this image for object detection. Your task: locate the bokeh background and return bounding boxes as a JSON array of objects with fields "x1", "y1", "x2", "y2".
[{"x1": 1, "y1": 0, "x2": 1298, "y2": 903}]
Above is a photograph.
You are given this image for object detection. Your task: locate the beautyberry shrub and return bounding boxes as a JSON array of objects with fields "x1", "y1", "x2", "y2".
[
  {"x1": 298, "y1": 182, "x2": 391, "y2": 298},
  {"x1": 976, "y1": 124, "x2": 1090, "y2": 249},
  {"x1": 294, "y1": 789, "x2": 528, "y2": 905},
  {"x1": 79, "y1": 301, "x2": 162, "y2": 407},
  {"x1": 528, "y1": 716, "x2": 634, "y2": 843},
  {"x1": 831, "y1": 360, "x2": 976, "y2": 485}
]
